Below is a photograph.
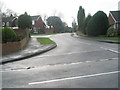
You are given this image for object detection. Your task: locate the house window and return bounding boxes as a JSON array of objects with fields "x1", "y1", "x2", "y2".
[
  {"x1": 32, "y1": 20, "x2": 35, "y2": 25},
  {"x1": 6, "y1": 22, "x2": 9, "y2": 26},
  {"x1": 2, "y1": 22, "x2": 5, "y2": 26}
]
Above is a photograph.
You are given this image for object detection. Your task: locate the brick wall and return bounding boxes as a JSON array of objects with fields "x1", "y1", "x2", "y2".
[
  {"x1": 44, "y1": 28, "x2": 54, "y2": 34},
  {"x1": 1, "y1": 37, "x2": 27, "y2": 55},
  {"x1": 14, "y1": 29, "x2": 28, "y2": 38},
  {"x1": 1, "y1": 29, "x2": 30, "y2": 55}
]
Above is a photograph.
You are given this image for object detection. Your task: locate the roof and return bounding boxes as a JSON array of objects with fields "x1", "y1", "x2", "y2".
[
  {"x1": 31, "y1": 15, "x2": 40, "y2": 21},
  {"x1": 110, "y1": 11, "x2": 120, "y2": 23},
  {"x1": 2, "y1": 16, "x2": 15, "y2": 22}
]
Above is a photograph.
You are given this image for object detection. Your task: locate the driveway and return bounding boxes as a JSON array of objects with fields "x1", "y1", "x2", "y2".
[{"x1": 1, "y1": 33, "x2": 119, "y2": 88}]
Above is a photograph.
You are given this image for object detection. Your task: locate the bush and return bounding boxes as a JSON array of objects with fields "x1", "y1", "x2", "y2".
[
  {"x1": 18, "y1": 12, "x2": 32, "y2": 29},
  {"x1": 2, "y1": 27, "x2": 19, "y2": 43},
  {"x1": 86, "y1": 11, "x2": 109, "y2": 36},
  {"x1": 83, "y1": 14, "x2": 92, "y2": 34},
  {"x1": 107, "y1": 26, "x2": 117, "y2": 37}
]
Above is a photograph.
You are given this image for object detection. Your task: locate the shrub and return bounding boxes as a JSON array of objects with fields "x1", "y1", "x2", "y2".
[
  {"x1": 18, "y1": 12, "x2": 32, "y2": 29},
  {"x1": 83, "y1": 14, "x2": 92, "y2": 34},
  {"x1": 3, "y1": 27, "x2": 19, "y2": 43},
  {"x1": 86, "y1": 11, "x2": 109, "y2": 36},
  {"x1": 107, "y1": 26, "x2": 117, "y2": 37}
]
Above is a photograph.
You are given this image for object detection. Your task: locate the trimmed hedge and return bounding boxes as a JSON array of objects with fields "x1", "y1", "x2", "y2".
[
  {"x1": 2, "y1": 27, "x2": 20, "y2": 43},
  {"x1": 86, "y1": 11, "x2": 109, "y2": 36}
]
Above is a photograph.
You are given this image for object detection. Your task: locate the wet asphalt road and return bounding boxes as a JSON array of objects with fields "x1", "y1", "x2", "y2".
[{"x1": 1, "y1": 33, "x2": 119, "y2": 88}]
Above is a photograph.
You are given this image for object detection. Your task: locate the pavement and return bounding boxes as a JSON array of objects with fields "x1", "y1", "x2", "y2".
[
  {"x1": 1, "y1": 33, "x2": 119, "y2": 64},
  {"x1": 1, "y1": 36, "x2": 57, "y2": 64}
]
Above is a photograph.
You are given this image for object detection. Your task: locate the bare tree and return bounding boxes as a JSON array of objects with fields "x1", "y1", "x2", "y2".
[
  {"x1": 5, "y1": 9, "x2": 17, "y2": 17},
  {"x1": 0, "y1": 11, "x2": 2, "y2": 27},
  {"x1": 118, "y1": 1, "x2": 120, "y2": 10},
  {"x1": 0, "y1": 1, "x2": 17, "y2": 17},
  {"x1": 58, "y1": 12, "x2": 64, "y2": 19},
  {"x1": 0, "y1": 1, "x2": 6, "y2": 12},
  {"x1": 52, "y1": 9, "x2": 57, "y2": 16}
]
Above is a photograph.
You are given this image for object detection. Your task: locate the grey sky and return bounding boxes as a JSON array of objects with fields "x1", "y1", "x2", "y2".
[{"x1": 1, "y1": 0, "x2": 119, "y2": 26}]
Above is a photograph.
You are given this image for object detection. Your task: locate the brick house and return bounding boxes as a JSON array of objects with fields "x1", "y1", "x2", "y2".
[
  {"x1": 108, "y1": 11, "x2": 120, "y2": 30},
  {"x1": 31, "y1": 15, "x2": 46, "y2": 33}
]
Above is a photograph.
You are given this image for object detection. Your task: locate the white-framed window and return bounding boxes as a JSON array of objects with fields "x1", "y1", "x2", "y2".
[
  {"x1": 32, "y1": 20, "x2": 35, "y2": 25},
  {"x1": 6, "y1": 22, "x2": 9, "y2": 26},
  {"x1": 2, "y1": 22, "x2": 5, "y2": 26}
]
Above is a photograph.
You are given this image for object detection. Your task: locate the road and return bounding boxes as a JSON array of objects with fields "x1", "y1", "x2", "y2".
[{"x1": 1, "y1": 33, "x2": 119, "y2": 88}]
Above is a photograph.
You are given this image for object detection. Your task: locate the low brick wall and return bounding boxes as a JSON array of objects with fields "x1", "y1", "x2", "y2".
[
  {"x1": 14, "y1": 29, "x2": 29, "y2": 38},
  {"x1": 0, "y1": 29, "x2": 30, "y2": 55},
  {"x1": 0, "y1": 37, "x2": 27, "y2": 55},
  {"x1": 44, "y1": 29, "x2": 54, "y2": 34}
]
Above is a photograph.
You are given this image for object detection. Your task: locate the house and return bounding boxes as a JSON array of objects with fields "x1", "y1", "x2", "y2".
[
  {"x1": 108, "y1": 11, "x2": 120, "y2": 30},
  {"x1": 31, "y1": 15, "x2": 46, "y2": 33},
  {"x1": 2, "y1": 15, "x2": 17, "y2": 27}
]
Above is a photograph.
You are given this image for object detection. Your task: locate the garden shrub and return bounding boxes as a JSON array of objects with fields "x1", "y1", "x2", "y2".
[
  {"x1": 86, "y1": 11, "x2": 109, "y2": 36},
  {"x1": 18, "y1": 12, "x2": 32, "y2": 29},
  {"x1": 107, "y1": 26, "x2": 117, "y2": 37},
  {"x1": 2, "y1": 27, "x2": 19, "y2": 43}
]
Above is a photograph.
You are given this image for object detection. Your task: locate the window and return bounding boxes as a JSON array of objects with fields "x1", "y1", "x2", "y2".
[
  {"x1": 2, "y1": 22, "x2": 5, "y2": 26},
  {"x1": 6, "y1": 22, "x2": 9, "y2": 26},
  {"x1": 32, "y1": 20, "x2": 34, "y2": 25}
]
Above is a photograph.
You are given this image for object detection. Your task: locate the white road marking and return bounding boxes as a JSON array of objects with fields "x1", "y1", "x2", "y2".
[
  {"x1": 100, "y1": 47, "x2": 119, "y2": 54},
  {"x1": 29, "y1": 71, "x2": 120, "y2": 85}
]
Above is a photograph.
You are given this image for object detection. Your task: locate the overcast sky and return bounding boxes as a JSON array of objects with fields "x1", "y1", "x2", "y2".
[{"x1": 1, "y1": 0, "x2": 119, "y2": 27}]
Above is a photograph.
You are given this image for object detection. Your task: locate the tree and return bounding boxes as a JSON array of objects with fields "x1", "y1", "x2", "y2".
[
  {"x1": 46, "y1": 16, "x2": 64, "y2": 33},
  {"x1": 5, "y1": 9, "x2": 17, "y2": 17},
  {"x1": 83, "y1": 14, "x2": 92, "y2": 34},
  {"x1": 77, "y1": 6, "x2": 85, "y2": 32},
  {"x1": 0, "y1": 1, "x2": 5, "y2": 12},
  {"x1": 18, "y1": 12, "x2": 32, "y2": 29},
  {"x1": 86, "y1": 11, "x2": 109, "y2": 36},
  {"x1": 72, "y1": 19, "x2": 77, "y2": 32}
]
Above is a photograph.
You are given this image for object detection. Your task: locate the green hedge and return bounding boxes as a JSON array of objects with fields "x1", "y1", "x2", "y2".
[
  {"x1": 86, "y1": 11, "x2": 109, "y2": 36},
  {"x1": 2, "y1": 27, "x2": 20, "y2": 43}
]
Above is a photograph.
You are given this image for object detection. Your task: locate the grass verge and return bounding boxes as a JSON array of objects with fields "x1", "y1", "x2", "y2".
[
  {"x1": 76, "y1": 31, "x2": 119, "y2": 41},
  {"x1": 37, "y1": 37, "x2": 56, "y2": 45},
  {"x1": 31, "y1": 33, "x2": 57, "y2": 35},
  {"x1": 94, "y1": 37, "x2": 119, "y2": 40}
]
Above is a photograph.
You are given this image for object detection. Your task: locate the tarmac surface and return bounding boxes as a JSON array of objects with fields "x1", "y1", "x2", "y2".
[
  {"x1": 1, "y1": 33, "x2": 119, "y2": 64},
  {"x1": 1, "y1": 33, "x2": 119, "y2": 88}
]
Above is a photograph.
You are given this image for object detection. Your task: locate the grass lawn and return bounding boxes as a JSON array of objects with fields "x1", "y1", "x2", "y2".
[
  {"x1": 94, "y1": 37, "x2": 120, "y2": 40},
  {"x1": 37, "y1": 37, "x2": 56, "y2": 45}
]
